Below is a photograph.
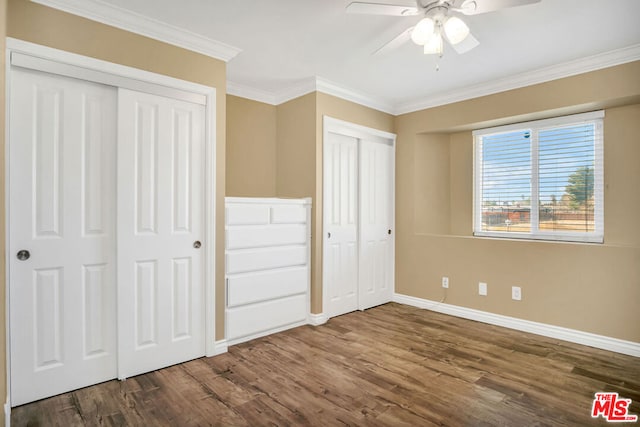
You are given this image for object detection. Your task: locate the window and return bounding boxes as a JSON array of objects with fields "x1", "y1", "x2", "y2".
[{"x1": 473, "y1": 111, "x2": 604, "y2": 243}]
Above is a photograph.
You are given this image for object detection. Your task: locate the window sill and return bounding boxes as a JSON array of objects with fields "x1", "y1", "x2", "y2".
[{"x1": 473, "y1": 231, "x2": 604, "y2": 244}]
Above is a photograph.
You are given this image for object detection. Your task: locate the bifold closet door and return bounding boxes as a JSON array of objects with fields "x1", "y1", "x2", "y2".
[
  {"x1": 9, "y1": 68, "x2": 118, "y2": 406},
  {"x1": 116, "y1": 89, "x2": 206, "y2": 379}
]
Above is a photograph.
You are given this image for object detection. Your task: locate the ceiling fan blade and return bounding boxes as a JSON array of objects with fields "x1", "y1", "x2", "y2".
[
  {"x1": 457, "y1": 0, "x2": 541, "y2": 15},
  {"x1": 373, "y1": 26, "x2": 414, "y2": 55},
  {"x1": 449, "y1": 32, "x2": 479, "y2": 54},
  {"x1": 346, "y1": 2, "x2": 419, "y2": 16}
]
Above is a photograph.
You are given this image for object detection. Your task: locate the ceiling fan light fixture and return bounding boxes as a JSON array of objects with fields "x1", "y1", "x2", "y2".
[
  {"x1": 411, "y1": 17, "x2": 435, "y2": 45},
  {"x1": 423, "y1": 32, "x2": 443, "y2": 56},
  {"x1": 444, "y1": 16, "x2": 470, "y2": 45}
]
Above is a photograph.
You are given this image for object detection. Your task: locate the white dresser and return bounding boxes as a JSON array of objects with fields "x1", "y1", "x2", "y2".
[{"x1": 225, "y1": 197, "x2": 311, "y2": 345}]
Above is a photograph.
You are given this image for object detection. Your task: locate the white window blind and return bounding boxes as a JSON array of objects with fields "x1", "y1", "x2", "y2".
[{"x1": 473, "y1": 111, "x2": 604, "y2": 243}]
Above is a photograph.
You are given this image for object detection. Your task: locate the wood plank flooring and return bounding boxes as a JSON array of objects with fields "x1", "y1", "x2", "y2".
[{"x1": 12, "y1": 303, "x2": 640, "y2": 426}]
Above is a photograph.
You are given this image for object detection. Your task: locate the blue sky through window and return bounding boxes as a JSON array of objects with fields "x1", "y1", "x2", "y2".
[
  {"x1": 482, "y1": 130, "x2": 531, "y2": 206},
  {"x1": 481, "y1": 124, "x2": 595, "y2": 206}
]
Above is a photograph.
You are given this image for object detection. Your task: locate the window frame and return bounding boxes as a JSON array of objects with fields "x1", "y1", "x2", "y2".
[{"x1": 473, "y1": 110, "x2": 604, "y2": 243}]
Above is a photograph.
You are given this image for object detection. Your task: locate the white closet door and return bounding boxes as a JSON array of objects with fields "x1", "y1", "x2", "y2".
[
  {"x1": 117, "y1": 89, "x2": 205, "y2": 379},
  {"x1": 323, "y1": 132, "x2": 359, "y2": 318},
  {"x1": 9, "y1": 69, "x2": 117, "y2": 405},
  {"x1": 358, "y1": 139, "x2": 394, "y2": 310}
]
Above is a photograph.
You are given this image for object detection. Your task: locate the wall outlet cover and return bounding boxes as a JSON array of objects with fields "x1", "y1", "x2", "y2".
[
  {"x1": 512, "y1": 286, "x2": 522, "y2": 301},
  {"x1": 479, "y1": 282, "x2": 487, "y2": 296}
]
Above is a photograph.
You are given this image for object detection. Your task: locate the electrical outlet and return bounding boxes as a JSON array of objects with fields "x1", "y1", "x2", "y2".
[
  {"x1": 512, "y1": 286, "x2": 522, "y2": 301},
  {"x1": 479, "y1": 282, "x2": 487, "y2": 296},
  {"x1": 442, "y1": 277, "x2": 449, "y2": 288}
]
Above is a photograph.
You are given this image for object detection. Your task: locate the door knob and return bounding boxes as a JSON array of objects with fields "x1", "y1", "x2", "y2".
[
  {"x1": 193, "y1": 241, "x2": 202, "y2": 249},
  {"x1": 16, "y1": 250, "x2": 30, "y2": 261},
  {"x1": 327, "y1": 232, "x2": 331, "y2": 239},
  {"x1": 388, "y1": 229, "x2": 392, "y2": 235}
]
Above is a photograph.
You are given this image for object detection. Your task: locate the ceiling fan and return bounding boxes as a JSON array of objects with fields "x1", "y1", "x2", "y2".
[{"x1": 347, "y1": 0, "x2": 541, "y2": 57}]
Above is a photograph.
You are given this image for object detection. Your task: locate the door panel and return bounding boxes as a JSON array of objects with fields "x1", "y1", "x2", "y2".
[
  {"x1": 172, "y1": 258, "x2": 193, "y2": 339},
  {"x1": 34, "y1": 268, "x2": 63, "y2": 369},
  {"x1": 117, "y1": 89, "x2": 205, "y2": 379},
  {"x1": 323, "y1": 132, "x2": 359, "y2": 318},
  {"x1": 83, "y1": 95, "x2": 110, "y2": 236},
  {"x1": 359, "y1": 140, "x2": 394, "y2": 310},
  {"x1": 173, "y1": 109, "x2": 194, "y2": 233},
  {"x1": 83, "y1": 264, "x2": 110, "y2": 357},
  {"x1": 9, "y1": 68, "x2": 117, "y2": 406},
  {"x1": 323, "y1": 125, "x2": 395, "y2": 320},
  {"x1": 134, "y1": 101, "x2": 159, "y2": 234}
]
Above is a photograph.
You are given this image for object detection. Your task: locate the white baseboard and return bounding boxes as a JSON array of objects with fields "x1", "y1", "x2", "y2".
[
  {"x1": 393, "y1": 293, "x2": 640, "y2": 358},
  {"x1": 5, "y1": 398, "x2": 10, "y2": 427},
  {"x1": 308, "y1": 313, "x2": 328, "y2": 326},
  {"x1": 211, "y1": 339, "x2": 228, "y2": 356}
]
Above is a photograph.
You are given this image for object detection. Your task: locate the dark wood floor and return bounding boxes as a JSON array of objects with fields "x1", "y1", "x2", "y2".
[{"x1": 12, "y1": 303, "x2": 640, "y2": 426}]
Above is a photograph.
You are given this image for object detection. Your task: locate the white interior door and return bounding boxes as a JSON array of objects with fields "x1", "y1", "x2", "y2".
[
  {"x1": 9, "y1": 68, "x2": 118, "y2": 406},
  {"x1": 358, "y1": 139, "x2": 394, "y2": 310},
  {"x1": 323, "y1": 132, "x2": 359, "y2": 318},
  {"x1": 117, "y1": 88, "x2": 205, "y2": 379}
]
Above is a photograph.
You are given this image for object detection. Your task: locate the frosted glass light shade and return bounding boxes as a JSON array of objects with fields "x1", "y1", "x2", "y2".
[
  {"x1": 411, "y1": 17, "x2": 435, "y2": 45},
  {"x1": 423, "y1": 33, "x2": 443, "y2": 55},
  {"x1": 444, "y1": 16, "x2": 470, "y2": 45}
]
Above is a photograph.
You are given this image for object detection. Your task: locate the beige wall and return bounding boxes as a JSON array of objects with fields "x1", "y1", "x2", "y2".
[
  {"x1": 414, "y1": 133, "x2": 451, "y2": 235},
  {"x1": 5, "y1": 0, "x2": 228, "y2": 368},
  {"x1": 276, "y1": 93, "x2": 317, "y2": 199},
  {"x1": 396, "y1": 62, "x2": 640, "y2": 342},
  {"x1": 226, "y1": 95, "x2": 277, "y2": 196}
]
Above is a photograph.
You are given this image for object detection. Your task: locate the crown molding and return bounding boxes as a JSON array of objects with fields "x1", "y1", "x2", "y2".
[
  {"x1": 226, "y1": 78, "x2": 317, "y2": 105},
  {"x1": 394, "y1": 43, "x2": 640, "y2": 115},
  {"x1": 274, "y1": 78, "x2": 318, "y2": 105},
  {"x1": 228, "y1": 44, "x2": 640, "y2": 116},
  {"x1": 226, "y1": 79, "x2": 316, "y2": 105},
  {"x1": 31, "y1": 0, "x2": 242, "y2": 62},
  {"x1": 315, "y1": 77, "x2": 395, "y2": 114},
  {"x1": 227, "y1": 77, "x2": 394, "y2": 114},
  {"x1": 226, "y1": 81, "x2": 281, "y2": 105}
]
